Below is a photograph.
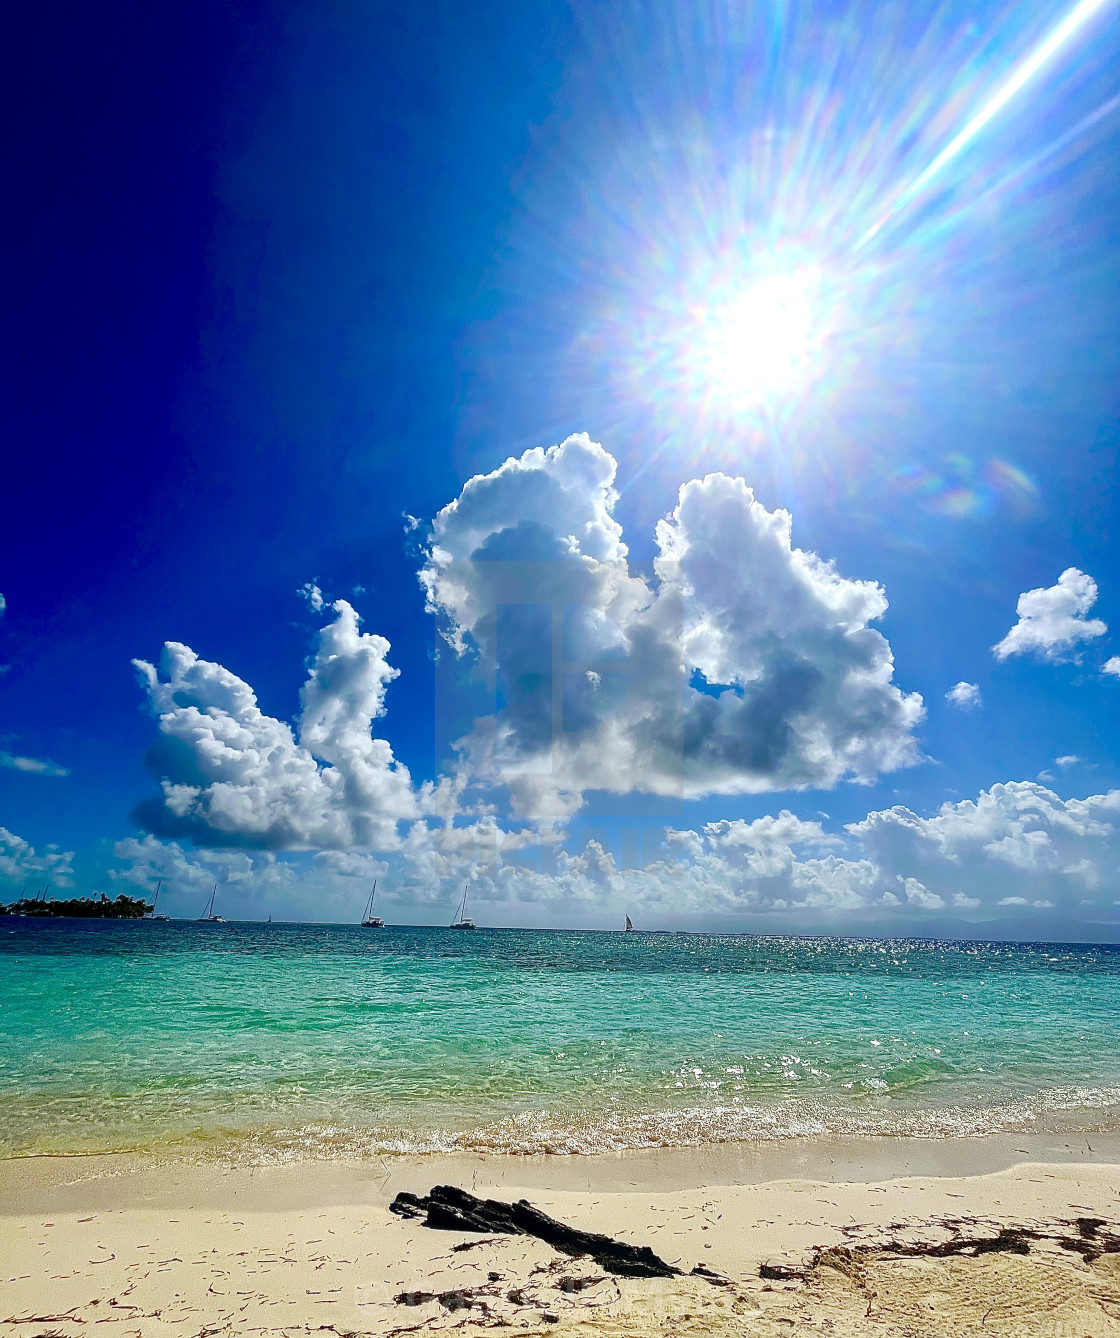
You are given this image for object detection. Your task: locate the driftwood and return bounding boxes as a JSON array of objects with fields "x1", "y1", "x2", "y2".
[{"x1": 389, "y1": 1184, "x2": 681, "y2": 1278}]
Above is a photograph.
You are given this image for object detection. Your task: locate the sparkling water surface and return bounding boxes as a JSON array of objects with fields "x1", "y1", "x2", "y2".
[{"x1": 3, "y1": 920, "x2": 1120, "y2": 1161}]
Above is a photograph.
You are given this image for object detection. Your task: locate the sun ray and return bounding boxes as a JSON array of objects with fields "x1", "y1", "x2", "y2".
[{"x1": 858, "y1": 0, "x2": 1115, "y2": 247}]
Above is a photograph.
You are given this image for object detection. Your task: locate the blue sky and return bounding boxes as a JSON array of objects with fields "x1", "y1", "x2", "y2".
[{"x1": 2, "y1": 0, "x2": 1119, "y2": 935}]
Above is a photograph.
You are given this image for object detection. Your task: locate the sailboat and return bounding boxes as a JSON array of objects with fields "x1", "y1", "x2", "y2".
[
  {"x1": 361, "y1": 880, "x2": 385, "y2": 928},
  {"x1": 198, "y1": 884, "x2": 225, "y2": 923},
  {"x1": 624, "y1": 915, "x2": 634, "y2": 932},
  {"x1": 450, "y1": 884, "x2": 476, "y2": 930},
  {"x1": 149, "y1": 878, "x2": 171, "y2": 921}
]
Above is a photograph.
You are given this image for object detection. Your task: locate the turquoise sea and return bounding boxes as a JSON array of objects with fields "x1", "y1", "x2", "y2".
[{"x1": 3, "y1": 920, "x2": 1120, "y2": 1162}]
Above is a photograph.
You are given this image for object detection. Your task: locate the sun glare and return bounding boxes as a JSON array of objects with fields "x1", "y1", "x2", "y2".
[{"x1": 689, "y1": 270, "x2": 818, "y2": 406}]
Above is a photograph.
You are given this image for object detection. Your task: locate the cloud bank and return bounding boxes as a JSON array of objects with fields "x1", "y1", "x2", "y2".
[{"x1": 113, "y1": 781, "x2": 1120, "y2": 929}]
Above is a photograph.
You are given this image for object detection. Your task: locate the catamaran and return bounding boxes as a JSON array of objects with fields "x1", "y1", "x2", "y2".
[
  {"x1": 198, "y1": 884, "x2": 225, "y2": 923},
  {"x1": 148, "y1": 879, "x2": 171, "y2": 921},
  {"x1": 450, "y1": 884, "x2": 476, "y2": 930},
  {"x1": 361, "y1": 880, "x2": 385, "y2": 928}
]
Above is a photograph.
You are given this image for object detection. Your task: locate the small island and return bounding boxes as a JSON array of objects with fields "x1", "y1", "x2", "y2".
[{"x1": 2, "y1": 892, "x2": 154, "y2": 919}]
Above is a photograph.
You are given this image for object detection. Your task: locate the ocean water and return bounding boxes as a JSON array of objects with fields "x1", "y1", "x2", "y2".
[{"x1": 3, "y1": 919, "x2": 1120, "y2": 1163}]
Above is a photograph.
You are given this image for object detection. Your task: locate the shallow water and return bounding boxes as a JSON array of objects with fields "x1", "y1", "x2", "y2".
[{"x1": 3, "y1": 920, "x2": 1119, "y2": 1161}]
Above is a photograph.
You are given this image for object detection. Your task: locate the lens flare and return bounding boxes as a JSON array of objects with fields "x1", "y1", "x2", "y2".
[
  {"x1": 516, "y1": 0, "x2": 1119, "y2": 493},
  {"x1": 859, "y1": 0, "x2": 1115, "y2": 247}
]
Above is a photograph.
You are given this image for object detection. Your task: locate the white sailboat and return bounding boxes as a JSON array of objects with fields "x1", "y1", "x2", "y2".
[
  {"x1": 198, "y1": 883, "x2": 225, "y2": 923},
  {"x1": 149, "y1": 879, "x2": 170, "y2": 921},
  {"x1": 361, "y1": 880, "x2": 385, "y2": 928},
  {"x1": 624, "y1": 915, "x2": 634, "y2": 932},
  {"x1": 450, "y1": 884, "x2": 476, "y2": 930}
]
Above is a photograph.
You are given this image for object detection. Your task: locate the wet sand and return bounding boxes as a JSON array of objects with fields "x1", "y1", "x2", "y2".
[{"x1": 4, "y1": 1134, "x2": 1120, "y2": 1335}]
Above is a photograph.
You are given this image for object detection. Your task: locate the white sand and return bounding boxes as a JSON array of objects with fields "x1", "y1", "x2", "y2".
[{"x1": 3, "y1": 1136, "x2": 1120, "y2": 1335}]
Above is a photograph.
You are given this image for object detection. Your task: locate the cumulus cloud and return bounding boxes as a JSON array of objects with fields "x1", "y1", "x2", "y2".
[
  {"x1": 422, "y1": 434, "x2": 923, "y2": 818},
  {"x1": 1056, "y1": 755, "x2": 1080, "y2": 769},
  {"x1": 575, "y1": 783, "x2": 1120, "y2": 922},
  {"x1": 945, "y1": 681, "x2": 981, "y2": 710},
  {"x1": 132, "y1": 600, "x2": 418, "y2": 849},
  {"x1": 1103, "y1": 657, "x2": 1120, "y2": 679},
  {"x1": 109, "y1": 779, "x2": 1120, "y2": 928},
  {"x1": 391, "y1": 783, "x2": 1120, "y2": 923},
  {"x1": 385, "y1": 809, "x2": 877, "y2": 919},
  {"x1": 993, "y1": 568, "x2": 1107, "y2": 662},
  {"x1": 851, "y1": 782, "x2": 1120, "y2": 914},
  {"x1": 0, "y1": 826, "x2": 75, "y2": 889}
]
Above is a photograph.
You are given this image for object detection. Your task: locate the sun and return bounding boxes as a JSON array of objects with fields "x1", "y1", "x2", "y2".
[
  {"x1": 689, "y1": 270, "x2": 817, "y2": 406},
  {"x1": 604, "y1": 257, "x2": 833, "y2": 428}
]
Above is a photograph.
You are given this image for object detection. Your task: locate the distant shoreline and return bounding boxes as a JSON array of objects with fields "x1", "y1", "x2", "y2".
[{"x1": 0, "y1": 893, "x2": 152, "y2": 919}]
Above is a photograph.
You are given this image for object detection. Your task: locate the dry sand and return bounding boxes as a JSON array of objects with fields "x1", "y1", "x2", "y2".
[{"x1": 4, "y1": 1134, "x2": 1120, "y2": 1336}]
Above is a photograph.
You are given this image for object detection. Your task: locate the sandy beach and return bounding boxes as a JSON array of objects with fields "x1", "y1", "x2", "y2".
[{"x1": 4, "y1": 1133, "x2": 1120, "y2": 1336}]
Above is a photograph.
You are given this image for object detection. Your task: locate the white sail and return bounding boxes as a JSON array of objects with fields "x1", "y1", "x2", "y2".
[
  {"x1": 450, "y1": 883, "x2": 476, "y2": 929},
  {"x1": 361, "y1": 880, "x2": 385, "y2": 927}
]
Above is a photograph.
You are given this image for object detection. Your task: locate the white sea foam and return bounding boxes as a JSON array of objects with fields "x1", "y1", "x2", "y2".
[{"x1": 154, "y1": 1084, "x2": 1120, "y2": 1166}]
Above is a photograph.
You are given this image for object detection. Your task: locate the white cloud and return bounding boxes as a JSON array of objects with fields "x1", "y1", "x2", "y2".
[
  {"x1": 111, "y1": 835, "x2": 382, "y2": 921},
  {"x1": 133, "y1": 600, "x2": 418, "y2": 849},
  {"x1": 299, "y1": 582, "x2": 325, "y2": 613},
  {"x1": 1103, "y1": 657, "x2": 1120, "y2": 679},
  {"x1": 391, "y1": 783, "x2": 1120, "y2": 921},
  {"x1": 851, "y1": 781, "x2": 1120, "y2": 914},
  {"x1": 895, "y1": 876, "x2": 943, "y2": 909},
  {"x1": 0, "y1": 592, "x2": 5, "y2": 616},
  {"x1": 993, "y1": 568, "x2": 1107, "y2": 662},
  {"x1": 422, "y1": 434, "x2": 923, "y2": 819},
  {"x1": 945, "y1": 681, "x2": 981, "y2": 710},
  {"x1": 0, "y1": 826, "x2": 75, "y2": 890},
  {"x1": 0, "y1": 749, "x2": 68, "y2": 777},
  {"x1": 110, "y1": 780, "x2": 1120, "y2": 927},
  {"x1": 1056, "y1": 755, "x2": 1080, "y2": 769}
]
